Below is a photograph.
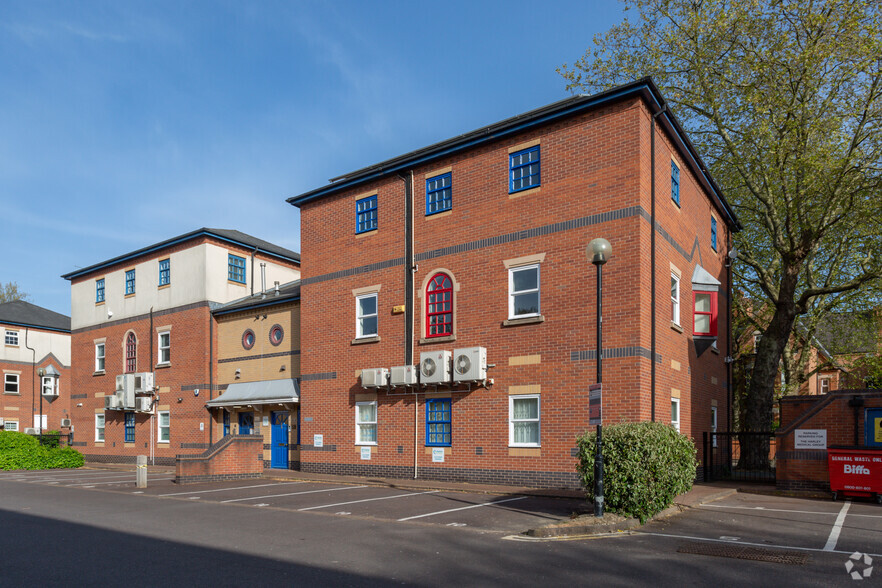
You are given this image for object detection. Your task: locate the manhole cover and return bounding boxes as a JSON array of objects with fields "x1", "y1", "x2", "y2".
[{"x1": 677, "y1": 542, "x2": 808, "y2": 565}]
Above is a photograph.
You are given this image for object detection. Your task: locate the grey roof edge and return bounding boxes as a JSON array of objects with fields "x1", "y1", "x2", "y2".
[
  {"x1": 286, "y1": 77, "x2": 740, "y2": 231},
  {"x1": 212, "y1": 280, "x2": 301, "y2": 315},
  {"x1": 62, "y1": 228, "x2": 301, "y2": 281},
  {"x1": 0, "y1": 300, "x2": 71, "y2": 332}
]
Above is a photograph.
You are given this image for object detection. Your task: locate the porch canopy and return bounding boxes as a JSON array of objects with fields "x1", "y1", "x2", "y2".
[{"x1": 205, "y1": 378, "x2": 299, "y2": 408}]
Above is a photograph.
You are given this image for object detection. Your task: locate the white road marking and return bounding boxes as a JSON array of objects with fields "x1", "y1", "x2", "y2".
[
  {"x1": 159, "y1": 482, "x2": 305, "y2": 497},
  {"x1": 189, "y1": 497, "x2": 201, "y2": 500},
  {"x1": 298, "y1": 490, "x2": 439, "y2": 511},
  {"x1": 397, "y1": 496, "x2": 528, "y2": 521},
  {"x1": 823, "y1": 500, "x2": 851, "y2": 551},
  {"x1": 19, "y1": 472, "x2": 142, "y2": 483},
  {"x1": 132, "y1": 491, "x2": 144, "y2": 494},
  {"x1": 65, "y1": 477, "x2": 175, "y2": 486},
  {"x1": 639, "y1": 530, "x2": 881, "y2": 558},
  {"x1": 220, "y1": 485, "x2": 367, "y2": 503},
  {"x1": 702, "y1": 502, "x2": 882, "y2": 519}
]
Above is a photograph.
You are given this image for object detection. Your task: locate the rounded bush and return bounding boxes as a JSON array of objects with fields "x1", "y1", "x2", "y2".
[
  {"x1": 577, "y1": 422, "x2": 696, "y2": 523},
  {"x1": 0, "y1": 431, "x2": 85, "y2": 470}
]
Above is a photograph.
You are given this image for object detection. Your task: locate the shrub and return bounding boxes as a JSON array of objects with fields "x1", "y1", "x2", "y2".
[
  {"x1": 577, "y1": 421, "x2": 696, "y2": 523},
  {"x1": 0, "y1": 431, "x2": 84, "y2": 470}
]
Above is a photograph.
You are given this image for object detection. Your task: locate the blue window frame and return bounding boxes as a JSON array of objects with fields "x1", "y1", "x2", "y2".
[
  {"x1": 124, "y1": 412, "x2": 135, "y2": 443},
  {"x1": 426, "y1": 398, "x2": 451, "y2": 446},
  {"x1": 158, "y1": 258, "x2": 170, "y2": 286},
  {"x1": 671, "y1": 161, "x2": 680, "y2": 206},
  {"x1": 356, "y1": 195, "x2": 378, "y2": 233},
  {"x1": 711, "y1": 217, "x2": 718, "y2": 251},
  {"x1": 96, "y1": 279, "x2": 105, "y2": 303},
  {"x1": 125, "y1": 269, "x2": 136, "y2": 295},
  {"x1": 223, "y1": 411, "x2": 230, "y2": 437},
  {"x1": 509, "y1": 146, "x2": 540, "y2": 193},
  {"x1": 426, "y1": 173, "x2": 452, "y2": 215},
  {"x1": 228, "y1": 254, "x2": 246, "y2": 283}
]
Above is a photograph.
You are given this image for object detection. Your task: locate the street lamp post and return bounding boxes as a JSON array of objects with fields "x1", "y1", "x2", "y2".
[{"x1": 587, "y1": 237, "x2": 611, "y2": 518}]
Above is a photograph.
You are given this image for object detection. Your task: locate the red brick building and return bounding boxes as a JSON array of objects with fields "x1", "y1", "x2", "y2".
[
  {"x1": 62, "y1": 229, "x2": 300, "y2": 465},
  {"x1": 287, "y1": 79, "x2": 740, "y2": 488}
]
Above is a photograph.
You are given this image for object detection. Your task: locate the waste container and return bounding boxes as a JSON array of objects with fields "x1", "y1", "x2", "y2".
[{"x1": 827, "y1": 446, "x2": 882, "y2": 503}]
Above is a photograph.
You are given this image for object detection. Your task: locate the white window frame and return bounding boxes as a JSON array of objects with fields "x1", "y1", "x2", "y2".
[
  {"x1": 158, "y1": 331, "x2": 171, "y2": 364},
  {"x1": 711, "y1": 406, "x2": 718, "y2": 448},
  {"x1": 508, "y1": 264, "x2": 541, "y2": 319},
  {"x1": 356, "y1": 293, "x2": 378, "y2": 339},
  {"x1": 509, "y1": 394, "x2": 541, "y2": 447},
  {"x1": 34, "y1": 414, "x2": 47, "y2": 431},
  {"x1": 4, "y1": 373, "x2": 19, "y2": 394},
  {"x1": 41, "y1": 376, "x2": 58, "y2": 397},
  {"x1": 5, "y1": 419, "x2": 18, "y2": 432},
  {"x1": 95, "y1": 343, "x2": 105, "y2": 372},
  {"x1": 4, "y1": 329, "x2": 19, "y2": 346},
  {"x1": 355, "y1": 400, "x2": 377, "y2": 445},
  {"x1": 671, "y1": 273, "x2": 680, "y2": 326},
  {"x1": 95, "y1": 413, "x2": 105, "y2": 442},
  {"x1": 819, "y1": 377, "x2": 830, "y2": 394},
  {"x1": 158, "y1": 410, "x2": 170, "y2": 443},
  {"x1": 671, "y1": 398, "x2": 681, "y2": 432}
]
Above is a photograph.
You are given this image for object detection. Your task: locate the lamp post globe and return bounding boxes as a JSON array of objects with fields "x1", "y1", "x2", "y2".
[{"x1": 587, "y1": 238, "x2": 612, "y2": 266}]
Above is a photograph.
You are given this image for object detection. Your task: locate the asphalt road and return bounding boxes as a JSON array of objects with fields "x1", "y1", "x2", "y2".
[{"x1": 1, "y1": 471, "x2": 879, "y2": 586}]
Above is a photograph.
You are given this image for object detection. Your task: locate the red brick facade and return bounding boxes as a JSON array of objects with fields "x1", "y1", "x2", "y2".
[
  {"x1": 291, "y1": 85, "x2": 736, "y2": 488},
  {"x1": 0, "y1": 342, "x2": 70, "y2": 433}
]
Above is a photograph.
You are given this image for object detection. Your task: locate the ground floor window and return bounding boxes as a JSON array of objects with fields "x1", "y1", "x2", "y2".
[
  {"x1": 356, "y1": 401, "x2": 377, "y2": 444},
  {"x1": 4, "y1": 420, "x2": 18, "y2": 431},
  {"x1": 223, "y1": 411, "x2": 230, "y2": 436},
  {"x1": 426, "y1": 398, "x2": 451, "y2": 446},
  {"x1": 509, "y1": 395, "x2": 540, "y2": 447},
  {"x1": 671, "y1": 398, "x2": 681, "y2": 432},
  {"x1": 95, "y1": 413, "x2": 105, "y2": 442},
  {"x1": 238, "y1": 412, "x2": 254, "y2": 435},
  {"x1": 158, "y1": 411, "x2": 170, "y2": 443},
  {"x1": 125, "y1": 412, "x2": 135, "y2": 442}
]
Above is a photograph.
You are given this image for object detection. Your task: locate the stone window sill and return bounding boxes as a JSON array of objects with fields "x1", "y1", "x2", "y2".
[
  {"x1": 502, "y1": 315, "x2": 545, "y2": 327},
  {"x1": 419, "y1": 334, "x2": 457, "y2": 345},
  {"x1": 352, "y1": 335, "x2": 380, "y2": 345},
  {"x1": 671, "y1": 322, "x2": 684, "y2": 333}
]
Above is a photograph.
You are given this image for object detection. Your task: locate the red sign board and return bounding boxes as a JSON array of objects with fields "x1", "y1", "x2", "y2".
[
  {"x1": 827, "y1": 448, "x2": 882, "y2": 499},
  {"x1": 589, "y1": 384, "x2": 602, "y2": 426}
]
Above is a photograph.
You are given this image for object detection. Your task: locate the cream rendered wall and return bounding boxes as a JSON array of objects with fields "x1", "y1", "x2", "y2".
[
  {"x1": 203, "y1": 243, "x2": 300, "y2": 303},
  {"x1": 0, "y1": 327, "x2": 70, "y2": 366}
]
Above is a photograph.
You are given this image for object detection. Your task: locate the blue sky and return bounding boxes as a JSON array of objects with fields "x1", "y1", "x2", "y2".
[{"x1": 0, "y1": 1, "x2": 625, "y2": 315}]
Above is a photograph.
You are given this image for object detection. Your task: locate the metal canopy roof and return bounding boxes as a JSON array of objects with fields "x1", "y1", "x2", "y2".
[{"x1": 205, "y1": 378, "x2": 300, "y2": 408}]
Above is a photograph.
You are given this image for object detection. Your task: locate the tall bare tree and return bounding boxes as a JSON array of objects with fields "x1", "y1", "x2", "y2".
[{"x1": 560, "y1": 0, "x2": 882, "y2": 466}]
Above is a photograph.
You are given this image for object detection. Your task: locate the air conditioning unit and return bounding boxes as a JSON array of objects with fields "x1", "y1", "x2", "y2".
[
  {"x1": 419, "y1": 350, "x2": 451, "y2": 385},
  {"x1": 135, "y1": 397, "x2": 154, "y2": 413},
  {"x1": 390, "y1": 365, "x2": 418, "y2": 386},
  {"x1": 104, "y1": 395, "x2": 121, "y2": 410},
  {"x1": 24, "y1": 427, "x2": 37, "y2": 435},
  {"x1": 361, "y1": 368, "x2": 389, "y2": 388},
  {"x1": 453, "y1": 347, "x2": 487, "y2": 382},
  {"x1": 116, "y1": 374, "x2": 134, "y2": 392},
  {"x1": 118, "y1": 388, "x2": 135, "y2": 410},
  {"x1": 60, "y1": 418, "x2": 71, "y2": 428},
  {"x1": 134, "y1": 372, "x2": 154, "y2": 392}
]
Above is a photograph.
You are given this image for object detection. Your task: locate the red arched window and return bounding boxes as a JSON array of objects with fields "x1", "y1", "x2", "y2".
[
  {"x1": 426, "y1": 273, "x2": 453, "y2": 338},
  {"x1": 125, "y1": 332, "x2": 137, "y2": 373}
]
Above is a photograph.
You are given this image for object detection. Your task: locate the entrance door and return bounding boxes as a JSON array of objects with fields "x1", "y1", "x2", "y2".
[
  {"x1": 238, "y1": 412, "x2": 254, "y2": 435},
  {"x1": 223, "y1": 412, "x2": 230, "y2": 437},
  {"x1": 271, "y1": 411, "x2": 289, "y2": 469}
]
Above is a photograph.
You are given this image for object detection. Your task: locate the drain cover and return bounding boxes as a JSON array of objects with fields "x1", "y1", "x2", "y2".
[{"x1": 677, "y1": 542, "x2": 808, "y2": 565}]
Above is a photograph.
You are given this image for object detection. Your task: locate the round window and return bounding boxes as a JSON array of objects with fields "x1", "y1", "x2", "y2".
[
  {"x1": 242, "y1": 329, "x2": 256, "y2": 350},
  {"x1": 269, "y1": 324, "x2": 284, "y2": 346}
]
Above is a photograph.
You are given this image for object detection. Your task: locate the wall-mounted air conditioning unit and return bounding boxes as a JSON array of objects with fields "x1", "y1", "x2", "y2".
[
  {"x1": 24, "y1": 427, "x2": 37, "y2": 435},
  {"x1": 60, "y1": 418, "x2": 71, "y2": 428},
  {"x1": 390, "y1": 365, "x2": 418, "y2": 386},
  {"x1": 361, "y1": 368, "x2": 389, "y2": 388},
  {"x1": 135, "y1": 397, "x2": 153, "y2": 413},
  {"x1": 419, "y1": 350, "x2": 451, "y2": 385},
  {"x1": 118, "y1": 388, "x2": 135, "y2": 410},
  {"x1": 104, "y1": 395, "x2": 121, "y2": 410},
  {"x1": 116, "y1": 374, "x2": 133, "y2": 392},
  {"x1": 453, "y1": 347, "x2": 487, "y2": 382},
  {"x1": 134, "y1": 372, "x2": 154, "y2": 393}
]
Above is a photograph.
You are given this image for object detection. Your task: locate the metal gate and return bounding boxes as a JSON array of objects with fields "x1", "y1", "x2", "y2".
[{"x1": 703, "y1": 431, "x2": 777, "y2": 483}]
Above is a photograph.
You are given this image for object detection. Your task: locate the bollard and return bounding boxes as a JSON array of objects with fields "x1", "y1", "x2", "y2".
[{"x1": 136, "y1": 455, "x2": 147, "y2": 488}]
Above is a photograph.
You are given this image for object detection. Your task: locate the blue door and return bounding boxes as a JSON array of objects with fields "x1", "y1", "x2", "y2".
[
  {"x1": 223, "y1": 412, "x2": 230, "y2": 437},
  {"x1": 238, "y1": 412, "x2": 254, "y2": 435},
  {"x1": 271, "y1": 411, "x2": 289, "y2": 469}
]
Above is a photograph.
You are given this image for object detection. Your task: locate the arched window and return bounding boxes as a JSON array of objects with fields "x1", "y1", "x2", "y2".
[
  {"x1": 125, "y1": 332, "x2": 137, "y2": 373},
  {"x1": 426, "y1": 273, "x2": 453, "y2": 338}
]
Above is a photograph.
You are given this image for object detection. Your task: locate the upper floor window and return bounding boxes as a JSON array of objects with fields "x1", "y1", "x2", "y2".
[
  {"x1": 4, "y1": 330, "x2": 19, "y2": 346},
  {"x1": 426, "y1": 173, "x2": 452, "y2": 215},
  {"x1": 228, "y1": 254, "x2": 246, "y2": 283},
  {"x1": 693, "y1": 291, "x2": 717, "y2": 336},
  {"x1": 711, "y1": 217, "x2": 718, "y2": 251},
  {"x1": 426, "y1": 273, "x2": 453, "y2": 338},
  {"x1": 158, "y1": 331, "x2": 170, "y2": 364},
  {"x1": 426, "y1": 398, "x2": 451, "y2": 446},
  {"x1": 159, "y1": 258, "x2": 170, "y2": 286},
  {"x1": 671, "y1": 274, "x2": 681, "y2": 326},
  {"x1": 125, "y1": 332, "x2": 137, "y2": 373},
  {"x1": 41, "y1": 375, "x2": 58, "y2": 396},
  {"x1": 356, "y1": 293, "x2": 378, "y2": 338},
  {"x1": 819, "y1": 377, "x2": 831, "y2": 394},
  {"x1": 356, "y1": 195, "x2": 378, "y2": 234},
  {"x1": 510, "y1": 146, "x2": 540, "y2": 193},
  {"x1": 125, "y1": 269, "x2": 136, "y2": 295},
  {"x1": 95, "y1": 343, "x2": 105, "y2": 372},
  {"x1": 4, "y1": 373, "x2": 19, "y2": 394},
  {"x1": 96, "y1": 279, "x2": 105, "y2": 303},
  {"x1": 671, "y1": 161, "x2": 680, "y2": 206},
  {"x1": 508, "y1": 265, "x2": 540, "y2": 319}
]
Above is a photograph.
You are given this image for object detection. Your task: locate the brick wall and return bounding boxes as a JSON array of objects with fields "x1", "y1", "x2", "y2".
[
  {"x1": 0, "y1": 353, "x2": 70, "y2": 433},
  {"x1": 176, "y1": 434, "x2": 264, "y2": 484}
]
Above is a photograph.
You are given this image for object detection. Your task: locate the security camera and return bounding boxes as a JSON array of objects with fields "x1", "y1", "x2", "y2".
[
  {"x1": 107, "y1": 309, "x2": 113, "y2": 319},
  {"x1": 727, "y1": 248, "x2": 738, "y2": 260}
]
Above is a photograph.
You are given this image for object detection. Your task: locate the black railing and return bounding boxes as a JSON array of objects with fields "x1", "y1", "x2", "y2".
[
  {"x1": 35, "y1": 433, "x2": 72, "y2": 449},
  {"x1": 703, "y1": 431, "x2": 776, "y2": 483}
]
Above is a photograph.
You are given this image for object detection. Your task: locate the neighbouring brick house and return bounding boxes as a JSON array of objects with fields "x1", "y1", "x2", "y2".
[
  {"x1": 62, "y1": 229, "x2": 300, "y2": 465},
  {"x1": 286, "y1": 78, "x2": 740, "y2": 489},
  {"x1": 0, "y1": 300, "x2": 70, "y2": 434}
]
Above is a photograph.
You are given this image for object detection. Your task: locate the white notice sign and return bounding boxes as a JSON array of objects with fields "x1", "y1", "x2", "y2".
[
  {"x1": 432, "y1": 448, "x2": 445, "y2": 463},
  {"x1": 794, "y1": 429, "x2": 827, "y2": 449},
  {"x1": 361, "y1": 446, "x2": 372, "y2": 460},
  {"x1": 314, "y1": 434, "x2": 323, "y2": 448}
]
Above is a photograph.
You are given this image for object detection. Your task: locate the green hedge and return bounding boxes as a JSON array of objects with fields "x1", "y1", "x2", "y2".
[
  {"x1": 577, "y1": 422, "x2": 696, "y2": 523},
  {"x1": 0, "y1": 431, "x2": 85, "y2": 470}
]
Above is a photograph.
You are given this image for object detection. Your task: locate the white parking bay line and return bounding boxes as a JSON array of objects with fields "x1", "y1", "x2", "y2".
[
  {"x1": 298, "y1": 490, "x2": 439, "y2": 511},
  {"x1": 823, "y1": 500, "x2": 851, "y2": 551},
  {"x1": 66, "y1": 477, "x2": 175, "y2": 486},
  {"x1": 701, "y1": 504, "x2": 839, "y2": 517},
  {"x1": 397, "y1": 496, "x2": 528, "y2": 521},
  {"x1": 221, "y1": 485, "x2": 367, "y2": 503},
  {"x1": 159, "y1": 481, "x2": 306, "y2": 497}
]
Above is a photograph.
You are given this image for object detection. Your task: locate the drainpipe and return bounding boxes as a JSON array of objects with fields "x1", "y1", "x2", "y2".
[
  {"x1": 726, "y1": 231, "x2": 734, "y2": 432},
  {"x1": 149, "y1": 307, "x2": 154, "y2": 465},
  {"x1": 650, "y1": 104, "x2": 668, "y2": 422},
  {"x1": 209, "y1": 311, "x2": 214, "y2": 445},
  {"x1": 25, "y1": 328, "x2": 35, "y2": 427},
  {"x1": 397, "y1": 170, "x2": 417, "y2": 478},
  {"x1": 260, "y1": 263, "x2": 267, "y2": 299}
]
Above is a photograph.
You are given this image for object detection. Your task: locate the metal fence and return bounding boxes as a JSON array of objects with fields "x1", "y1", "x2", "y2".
[
  {"x1": 702, "y1": 431, "x2": 776, "y2": 483},
  {"x1": 34, "y1": 433, "x2": 72, "y2": 449}
]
